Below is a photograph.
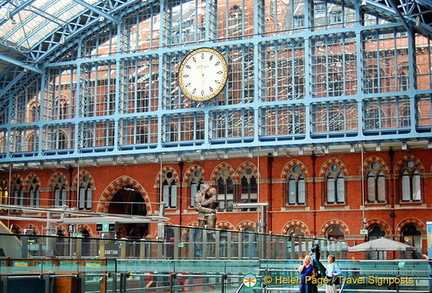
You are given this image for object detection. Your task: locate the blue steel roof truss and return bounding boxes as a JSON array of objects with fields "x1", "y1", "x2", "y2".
[{"x1": 0, "y1": 0, "x2": 431, "y2": 167}]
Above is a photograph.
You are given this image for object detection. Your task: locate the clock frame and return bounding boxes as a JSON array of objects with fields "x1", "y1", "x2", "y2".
[{"x1": 178, "y1": 48, "x2": 228, "y2": 101}]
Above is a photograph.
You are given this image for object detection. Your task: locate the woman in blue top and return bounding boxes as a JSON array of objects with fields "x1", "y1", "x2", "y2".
[
  {"x1": 325, "y1": 254, "x2": 342, "y2": 293},
  {"x1": 298, "y1": 255, "x2": 316, "y2": 293}
]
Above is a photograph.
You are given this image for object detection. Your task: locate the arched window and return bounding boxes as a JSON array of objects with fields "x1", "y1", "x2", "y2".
[
  {"x1": 0, "y1": 178, "x2": 8, "y2": 205},
  {"x1": 29, "y1": 178, "x2": 40, "y2": 207},
  {"x1": 398, "y1": 64, "x2": 410, "y2": 91},
  {"x1": 401, "y1": 224, "x2": 421, "y2": 249},
  {"x1": 54, "y1": 177, "x2": 67, "y2": 207},
  {"x1": 326, "y1": 224, "x2": 344, "y2": 240},
  {"x1": 162, "y1": 171, "x2": 177, "y2": 208},
  {"x1": 239, "y1": 166, "x2": 258, "y2": 211},
  {"x1": 400, "y1": 160, "x2": 421, "y2": 202},
  {"x1": 13, "y1": 179, "x2": 24, "y2": 206},
  {"x1": 326, "y1": 164, "x2": 345, "y2": 204},
  {"x1": 189, "y1": 170, "x2": 204, "y2": 207},
  {"x1": 368, "y1": 225, "x2": 385, "y2": 240},
  {"x1": 285, "y1": 165, "x2": 306, "y2": 206},
  {"x1": 287, "y1": 225, "x2": 306, "y2": 237},
  {"x1": 216, "y1": 168, "x2": 234, "y2": 212},
  {"x1": 366, "y1": 162, "x2": 386, "y2": 203},
  {"x1": 79, "y1": 175, "x2": 93, "y2": 210}
]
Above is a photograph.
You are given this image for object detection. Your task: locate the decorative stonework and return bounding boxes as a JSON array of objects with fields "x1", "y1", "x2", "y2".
[
  {"x1": 395, "y1": 218, "x2": 425, "y2": 236},
  {"x1": 71, "y1": 169, "x2": 96, "y2": 191},
  {"x1": 47, "y1": 171, "x2": 69, "y2": 189},
  {"x1": 281, "y1": 220, "x2": 310, "y2": 236},
  {"x1": 281, "y1": 159, "x2": 309, "y2": 178},
  {"x1": 320, "y1": 219, "x2": 350, "y2": 236},
  {"x1": 394, "y1": 154, "x2": 425, "y2": 173},
  {"x1": 183, "y1": 164, "x2": 205, "y2": 183},
  {"x1": 209, "y1": 162, "x2": 236, "y2": 181},
  {"x1": 363, "y1": 155, "x2": 390, "y2": 174},
  {"x1": 319, "y1": 157, "x2": 348, "y2": 177},
  {"x1": 96, "y1": 175, "x2": 151, "y2": 215},
  {"x1": 236, "y1": 161, "x2": 260, "y2": 179},
  {"x1": 155, "y1": 165, "x2": 180, "y2": 185},
  {"x1": 365, "y1": 219, "x2": 392, "y2": 235},
  {"x1": 22, "y1": 172, "x2": 40, "y2": 190},
  {"x1": 236, "y1": 220, "x2": 256, "y2": 231}
]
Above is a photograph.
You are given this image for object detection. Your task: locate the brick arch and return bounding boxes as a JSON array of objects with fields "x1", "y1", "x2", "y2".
[
  {"x1": 209, "y1": 162, "x2": 236, "y2": 181},
  {"x1": 236, "y1": 220, "x2": 256, "y2": 231},
  {"x1": 281, "y1": 220, "x2": 311, "y2": 236},
  {"x1": 72, "y1": 169, "x2": 96, "y2": 191},
  {"x1": 155, "y1": 165, "x2": 180, "y2": 185},
  {"x1": 394, "y1": 154, "x2": 425, "y2": 173},
  {"x1": 235, "y1": 161, "x2": 260, "y2": 179},
  {"x1": 365, "y1": 219, "x2": 392, "y2": 235},
  {"x1": 47, "y1": 171, "x2": 70, "y2": 189},
  {"x1": 216, "y1": 221, "x2": 235, "y2": 230},
  {"x1": 395, "y1": 218, "x2": 426, "y2": 236},
  {"x1": 319, "y1": 157, "x2": 348, "y2": 177},
  {"x1": 77, "y1": 224, "x2": 94, "y2": 237},
  {"x1": 281, "y1": 159, "x2": 309, "y2": 179},
  {"x1": 23, "y1": 223, "x2": 40, "y2": 234},
  {"x1": 52, "y1": 224, "x2": 68, "y2": 236},
  {"x1": 363, "y1": 155, "x2": 390, "y2": 174},
  {"x1": 320, "y1": 219, "x2": 350, "y2": 236},
  {"x1": 22, "y1": 172, "x2": 41, "y2": 190},
  {"x1": 183, "y1": 164, "x2": 205, "y2": 183},
  {"x1": 10, "y1": 224, "x2": 23, "y2": 233},
  {"x1": 96, "y1": 175, "x2": 151, "y2": 214},
  {"x1": 11, "y1": 173, "x2": 24, "y2": 185}
]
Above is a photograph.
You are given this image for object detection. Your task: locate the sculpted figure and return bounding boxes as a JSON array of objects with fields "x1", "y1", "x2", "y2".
[{"x1": 194, "y1": 185, "x2": 218, "y2": 228}]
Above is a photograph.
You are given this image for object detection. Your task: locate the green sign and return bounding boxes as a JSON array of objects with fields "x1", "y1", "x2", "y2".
[{"x1": 103, "y1": 221, "x2": 109, "y2": 231}]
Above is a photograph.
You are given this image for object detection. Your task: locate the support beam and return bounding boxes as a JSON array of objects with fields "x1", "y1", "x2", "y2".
[
  {"x1": 73, "y1": 0, "x2": 120, "y2": 24},
  {"x1": 0, "y1": 54, "x2": 43, "y2": 74}
]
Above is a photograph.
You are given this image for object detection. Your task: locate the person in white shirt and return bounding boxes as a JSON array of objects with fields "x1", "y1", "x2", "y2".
[{"x1": 325, "y1": 254, "x2": 341, "y2": 293}]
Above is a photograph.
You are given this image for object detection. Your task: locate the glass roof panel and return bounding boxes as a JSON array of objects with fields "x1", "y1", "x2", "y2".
[{"x1": 0, "y1": 0, "x2": 99, "y2": 50}]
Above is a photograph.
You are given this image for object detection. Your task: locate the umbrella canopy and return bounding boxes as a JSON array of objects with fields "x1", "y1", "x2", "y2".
[{"x1": 348, "y1": 237, "x2": 416, "y2": 252}]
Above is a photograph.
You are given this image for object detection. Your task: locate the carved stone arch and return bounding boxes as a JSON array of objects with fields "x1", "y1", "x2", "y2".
[
  {"x1": 155, "y1": 165, "x2": 180, "y2": 185},
  {"x1": 72, "y1": 169, "x2": 96, "y2": 191},
  {"x1": 281, "y1": 159, "x2": 309, "y2": 179},
  {"x1": 183, "y1": 164, "x2": 205, "y2": 183},
  {"x1": 365, "y1": 219, "x2": 392, "y2": 235},
  {"x1": 319, "y1": 157, "x2": 348, "y2": 177},
  {"x1": 209, "y1": 162, "x2": 236, "y2": 181},
  {"x1": 216, "y1": 221, "x2": 236, "y2": 230},
  {"x1": 281, "y1": 220, "x2": 311, "y2": 236},
  {"x1": 22, "y1": 172, "x2": 41, "y2": 190},
  {"x1": 236, "y1": 220, "x2": 256, "y2": 231},
  {"x1": 47, "y1": 171, "x2": 70, "y2": 189},
  {"x1": 320, "y1": 219, "x2": 350, "y2": 236},
  {"x1": 10, "y1": 224, "x2": 22, "y2": 233},
  {"x1": 52, "y1": 224, "x2": 68, "y2": 236},
  {"x1": 23, "y1": 223, "x2": 40, "y2": 234},
  {"x1": 235, "y1": 161, "x2": 260, "y2": 179},
  {"x1": 10, "y1": 174, "x2": 24, "y2": 186},
  {"x1": 395, "y1": 218, "x2": 426, "y2": 236},
  {"x1": 394, "y1": 154, "x2": 425, "y2": 173},
  {"x1": 77, "y1": 224, "x2": 94, "y2": 237},
  {"x1": 363, "y1": 155, "x2": 390, "y2": 174},
  {"x1": 96, "y1": 175, "x2": 151, "y2": 214}
]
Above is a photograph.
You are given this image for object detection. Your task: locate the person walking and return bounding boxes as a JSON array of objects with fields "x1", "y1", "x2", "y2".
[{"x1": 325, "y1": 254, "x2": 341, "y2": 293}]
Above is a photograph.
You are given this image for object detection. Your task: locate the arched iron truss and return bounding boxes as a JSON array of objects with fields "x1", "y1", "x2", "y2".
[{"x1": 0, "y1": 0, "x2": 432, "y2": 170}]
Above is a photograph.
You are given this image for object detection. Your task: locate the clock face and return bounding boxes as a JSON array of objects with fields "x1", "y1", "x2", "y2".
[{"x1": 178, "y1": 48, "x2": 228, "y2": 101}]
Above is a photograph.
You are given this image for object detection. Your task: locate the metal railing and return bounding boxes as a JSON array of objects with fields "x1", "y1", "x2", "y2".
[{"x1": 0, "y1": 225, "x2": 348, "y2": 260}]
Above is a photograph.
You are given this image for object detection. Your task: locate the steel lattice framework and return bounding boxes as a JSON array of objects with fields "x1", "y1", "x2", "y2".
[{"x1": 0, "y1": 0, "x2": 432, "y2": 170}]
